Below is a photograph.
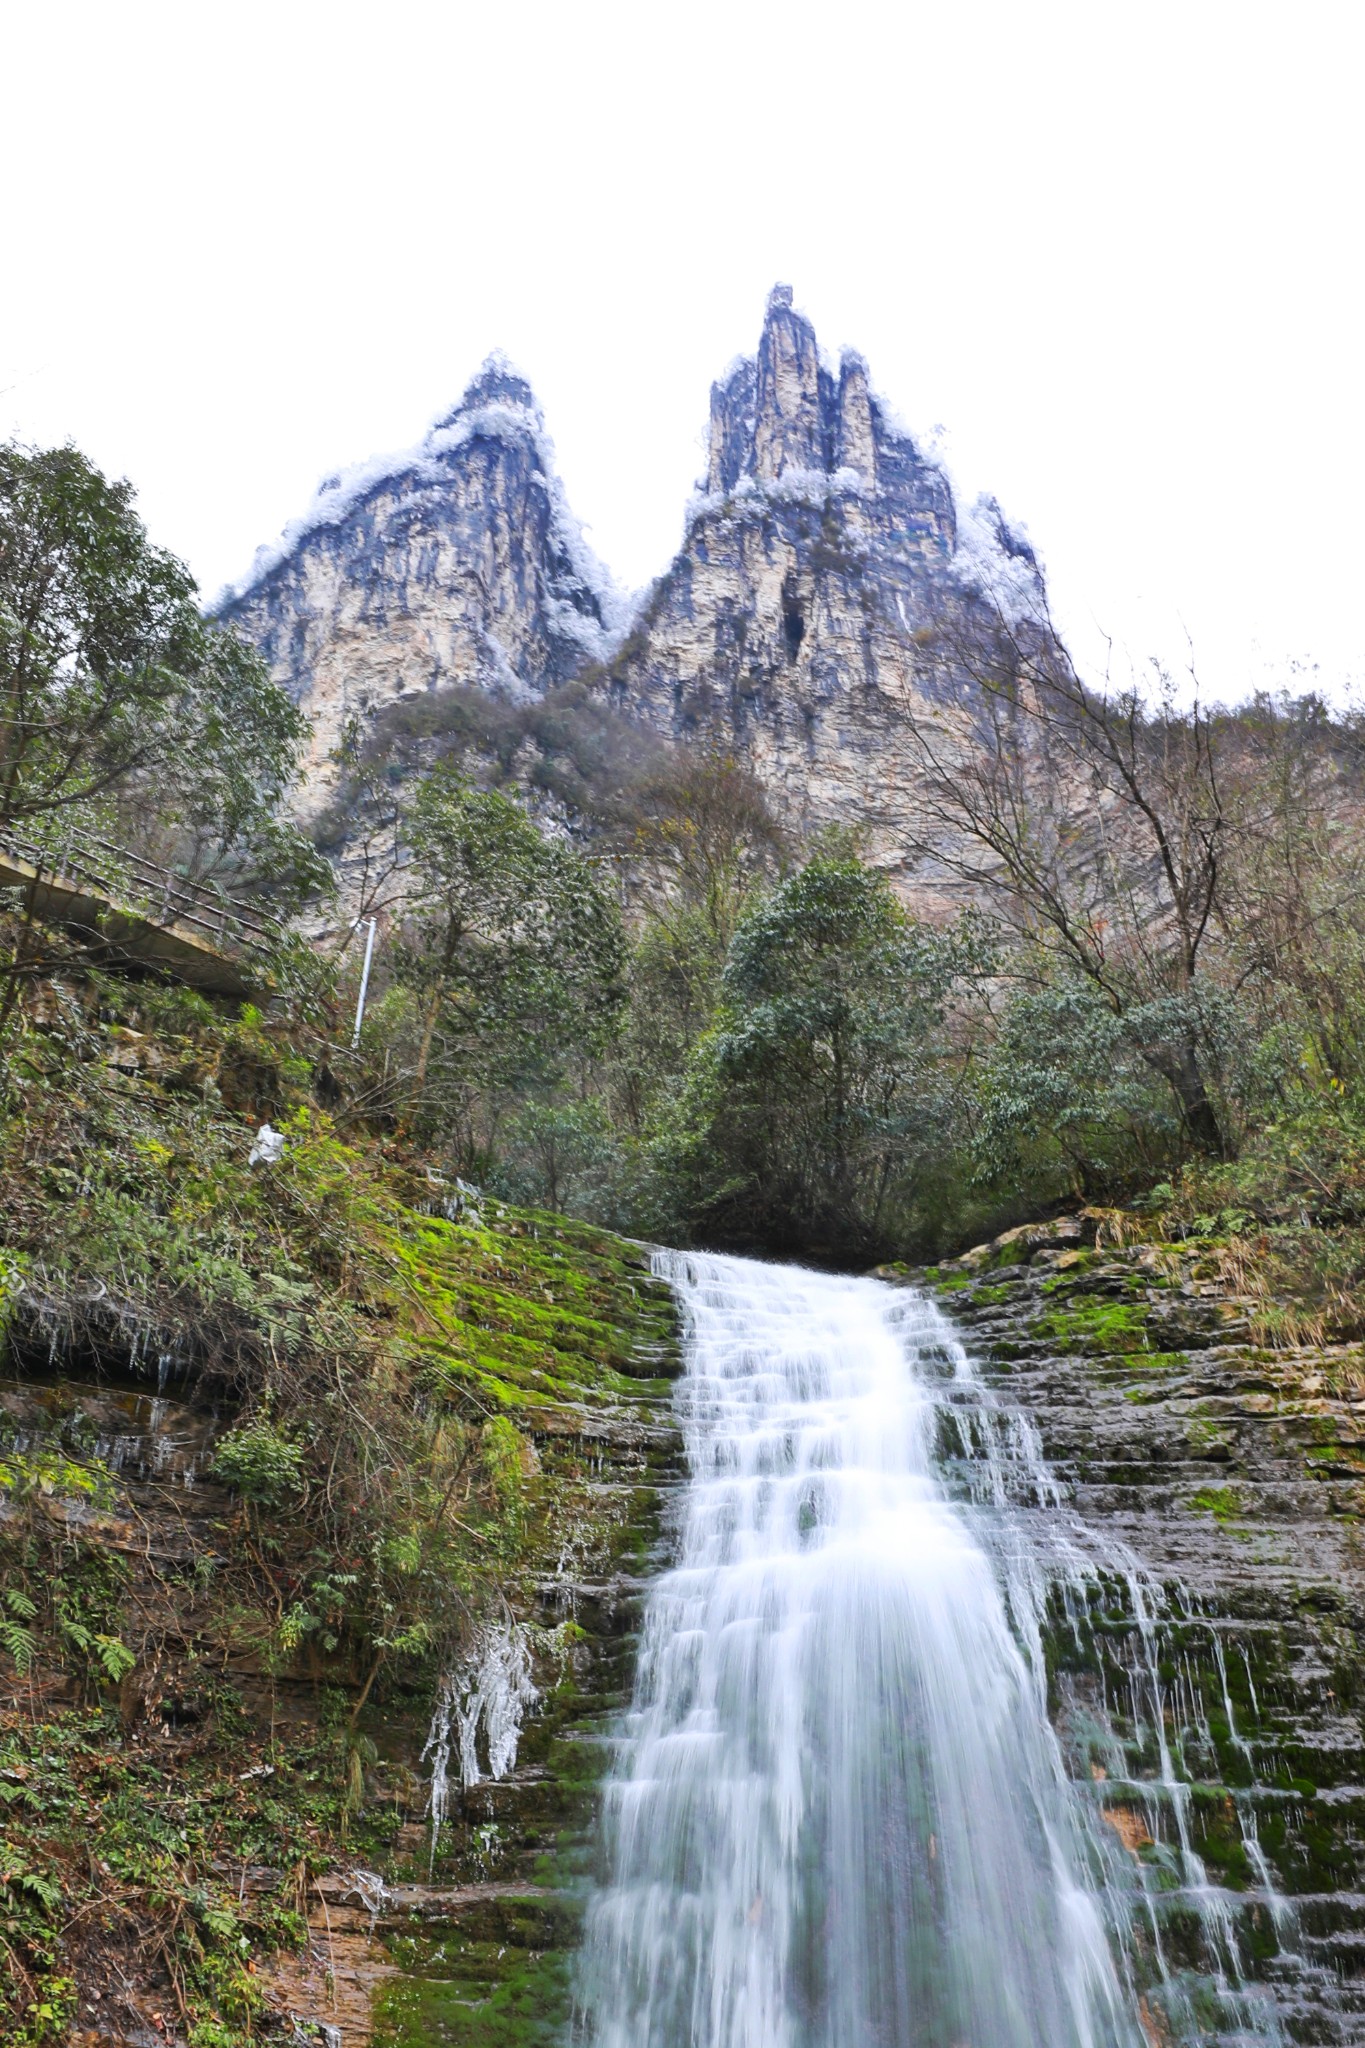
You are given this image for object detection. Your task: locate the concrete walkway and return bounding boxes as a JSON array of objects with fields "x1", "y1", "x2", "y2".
[{"x1": 0, "y1": 829, "x2": 279, "y2": 999}]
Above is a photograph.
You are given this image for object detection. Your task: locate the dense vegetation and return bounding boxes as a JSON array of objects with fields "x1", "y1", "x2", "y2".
[
  {"x1": 0, "y1": 443, "x2": 326, "y2": 908},
  {"x1": 0, "y1": 446, "x2": 674, "y2": 2041},
  {"x1": 325, "y1": 632, "x2": 1365, "y2": 1289},
  {"x1": 7, "y1": 438, "x2": 1365, "y2": 2038},
  {"x1": 0, "y1": 962, "x2": 675, "y2": 2041}
]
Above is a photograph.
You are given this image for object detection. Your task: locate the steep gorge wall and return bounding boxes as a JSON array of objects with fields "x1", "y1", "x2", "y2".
[{"x1": 220, "y1": 290, "x2": 1045, "y2": 885}]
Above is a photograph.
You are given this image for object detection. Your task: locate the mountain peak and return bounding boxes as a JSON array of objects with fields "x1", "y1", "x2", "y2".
[
  {"x1": 707, "y1": 287, "x2": 892, "y2": 494},
  {"x1": 218, "y1": 286, "x2": 1041, "y2": 857},
  {"x1": 436, "y1": 352, "x2": 541, "y2": 428}
]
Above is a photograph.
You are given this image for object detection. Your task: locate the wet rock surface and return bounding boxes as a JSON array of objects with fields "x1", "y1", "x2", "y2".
[
  {"x1": 27, "y1": 1214, "x2": 1365, "y2": 2042},
  {"x1": 353, "y1": 1224, "x2": 1365, "y2": 2046},
  {"x1": 0, "y1": 1369, "x2": 238, "y2": 1679},
  {"x1": 896, "y1": 1221, "x2": 1365, "y2": 2044},
  {"x1": 293, "y1": 1356, "x2": 688, "y2": 2047}
]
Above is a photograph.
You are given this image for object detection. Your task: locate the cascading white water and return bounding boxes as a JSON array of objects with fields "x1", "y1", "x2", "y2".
[{"x1": 576, "y1": 1251, "x2": 1155, "y2": 2048}]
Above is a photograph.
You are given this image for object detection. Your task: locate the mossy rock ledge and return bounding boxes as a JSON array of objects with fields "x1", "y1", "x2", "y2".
[
  {"x1": 361, "y1": 1239, "x2": 686, "y2": 2048},
  {"x1": 893, "y1": 1213, "x2": 1365, "y2": 2044},
  {"x1": 0, "y1": 1205, "x2": 684, "y2": 2048}
]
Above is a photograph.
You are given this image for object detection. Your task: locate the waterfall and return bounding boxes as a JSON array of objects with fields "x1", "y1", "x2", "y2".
[{"x1": 575, "y1": 1251, "x2": 1281, "y2": 2047}]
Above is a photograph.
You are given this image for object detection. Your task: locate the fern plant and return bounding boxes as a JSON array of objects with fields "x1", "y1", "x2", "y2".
[{"x1": 0, "y1": 1588, "x2": 36, "y2": 1674}]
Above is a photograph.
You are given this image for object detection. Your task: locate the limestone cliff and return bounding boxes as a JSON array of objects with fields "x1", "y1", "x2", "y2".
[
  {"x1": 595, "y1": 284, "x2": 1046, "y2": 877},
  {"x1": 216, "y1": 358, "x2": 623, "y2": 813},
  {"x1": 220, "y1": 291, "x2": 1046, "y2": 879}
]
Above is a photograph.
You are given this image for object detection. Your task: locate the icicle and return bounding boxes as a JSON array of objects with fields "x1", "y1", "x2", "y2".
[{"x1": 421, "y1": 1623, "x2": 539, "y2": 1873}]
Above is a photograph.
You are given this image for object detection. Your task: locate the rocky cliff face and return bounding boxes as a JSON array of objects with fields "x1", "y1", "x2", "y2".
[
  {"x1": 900, "y1": 1217, "x2": 1365, "y2": 2044},
  {"x1": 216, "y1": 359, "x2": 623, "y2": 813},
  {"x1": 595, "y1": 284, "x2": 1043, "y2": 872},
  {"x1": 221, "y1": 291, "x2": 1045, "y2": 874}
]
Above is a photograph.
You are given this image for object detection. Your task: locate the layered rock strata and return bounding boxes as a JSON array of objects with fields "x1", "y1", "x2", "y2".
[{"x1": 902, "y1": 1219, "x2": 1365, "y2": 2044}]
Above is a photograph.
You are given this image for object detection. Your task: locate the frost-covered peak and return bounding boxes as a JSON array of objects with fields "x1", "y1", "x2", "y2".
[
  {"x1": 706, "y1": 286, "x2": 937, "y2": 499},
  {"x1": 435, "y1": 351, "x2": 540, "y2": 428},
  {"x1": 213, "y1": 358, "x2": 624, "y2": 637},
  {"x1": 950, "y1": 493, "x2": 1047, "y2": 625}
]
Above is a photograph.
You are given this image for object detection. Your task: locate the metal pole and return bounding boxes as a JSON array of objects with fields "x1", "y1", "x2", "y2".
[{"x1": 351, "y1": 917, "x2": 377, "y2": 1049}]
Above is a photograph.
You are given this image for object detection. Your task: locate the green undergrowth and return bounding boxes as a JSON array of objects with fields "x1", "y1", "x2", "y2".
[
  {"x1": 0, "y1": 967, "x2": 679, "y2": 2040},
  {"x1": 1131, "y1": 1094, "x2": 1365, "y2": 1355},
  {"x1": 0, "y1": 1702, "x2": 345, "y2": 2046},
  {"x1": 374, "y1": 1930, "x2": 573, "y2": 2048},
  {"x1": 1188, "y1": 1485, "x2": 1245, "y2": 1524}
]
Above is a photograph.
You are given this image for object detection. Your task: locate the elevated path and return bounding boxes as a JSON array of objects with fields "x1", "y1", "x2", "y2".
[{"x1": 0, "y1": 828, "x2": 280, "y2": 999}]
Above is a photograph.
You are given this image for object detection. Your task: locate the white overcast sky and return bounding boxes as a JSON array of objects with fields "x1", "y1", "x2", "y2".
[{"x1": 4, "y1": 0, "x2": 1361, "y2": 700}]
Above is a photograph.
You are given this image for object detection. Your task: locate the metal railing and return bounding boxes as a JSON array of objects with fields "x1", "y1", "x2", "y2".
[{"x1": 0, "y1": 824, "x2": 285, "y2": 962}]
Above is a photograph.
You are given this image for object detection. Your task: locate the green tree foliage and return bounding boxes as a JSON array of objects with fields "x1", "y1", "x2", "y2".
[
  {"x1": 329, "y1": 678, "x2": 1365, "y2": 1260},
  {"x1": 392, "y1": 768, "x2": 627, "y2": 1137},
  {"x1": 972, "y1": 981, "x2": 1200, "y2": 1204},
  {"x1": 490, "y1": 1095, "x2": 619, "y2": 1215},
  {"x1": 666, "y1": 855, "x2": 987, "y2": 1256},
  {"x1": 212, "y1": 1417, "x2": 305, "y2": 1507},
  {"x1": 0, "y1": 441, "x2": 321, "y2": 902}
]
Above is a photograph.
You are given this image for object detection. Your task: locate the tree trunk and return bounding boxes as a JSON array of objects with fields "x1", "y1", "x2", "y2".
[
  {"x1": 1151, "y1": 1040, "x2": 1225, "y2": 1156},
  {"x1": 412, "y1": 987, "x2": 442, "y2": 1106}
]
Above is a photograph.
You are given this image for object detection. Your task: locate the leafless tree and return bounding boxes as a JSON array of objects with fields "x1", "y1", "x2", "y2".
[
  {"x1": 897, "y1": 602, "x2": 1234, "y2": 1148},
  {"x1": 620, "y1": 748, "x2": 790, "y2": 949}
]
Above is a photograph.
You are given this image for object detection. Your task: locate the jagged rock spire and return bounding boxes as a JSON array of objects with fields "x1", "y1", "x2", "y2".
[
  {"x1": 707, "y1": 285, "x2": 882, "y2": 493},
  {"x1": 434, "y1": 352, "x2": 540, "y2": 429},
  {"x1": 753, "y1": 284, "x2": 825, "y2": 480}
]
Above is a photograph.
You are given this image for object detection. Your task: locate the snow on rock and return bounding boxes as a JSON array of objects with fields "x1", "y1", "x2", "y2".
[
  {"x1": 215, "y1": 357, "x2": 626, "y2": 811},
  {"x1": 949, "y1": 491, "x2": 1048, "y2": 626},
  {"x1": 216, "y1": 355, "x2": 622, "y2": 633},
  {"x1": 218, "y1": 290, "x2": 1060, "y2": 898},
  {"x1": 601, "y1": 287, "x2": 1061, "y2": 899}
]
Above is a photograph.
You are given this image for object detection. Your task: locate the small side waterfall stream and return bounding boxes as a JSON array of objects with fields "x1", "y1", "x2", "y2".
[{"x1": 575, "y1": 1251, "x2": 1283, "y2": 2047}]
